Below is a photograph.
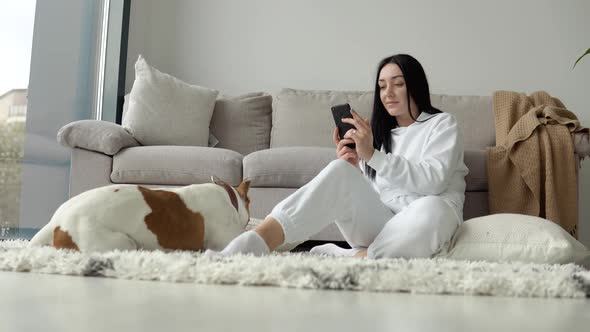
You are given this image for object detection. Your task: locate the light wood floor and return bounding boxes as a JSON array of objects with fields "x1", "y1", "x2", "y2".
[{"x1": 0, "y1": 271, "x2": 588, "y2": 332}]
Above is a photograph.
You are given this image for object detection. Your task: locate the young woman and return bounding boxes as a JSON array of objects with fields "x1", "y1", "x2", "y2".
[{"x1": 212, "y1": 54, "x2": 468, "y2": 259}]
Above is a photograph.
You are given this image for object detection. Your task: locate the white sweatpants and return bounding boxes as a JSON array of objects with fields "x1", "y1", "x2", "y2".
[{"x1": 269, "y1": 159, "x2": 461, "y2": 259}]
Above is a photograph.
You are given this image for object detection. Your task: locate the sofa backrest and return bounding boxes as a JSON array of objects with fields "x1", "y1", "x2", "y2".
[
  {"x1": 124, "y1": 88, "x2": 496, "y2": 153},
  {"x1": 271, "y1": 88, "x2": 374, "y2": 149},
  {"x1": 271, "y1": 88, "x2": 495, "y2": 150},
  {"x1": 430, "y1": 94, "x2": 495, "y2": 149}
]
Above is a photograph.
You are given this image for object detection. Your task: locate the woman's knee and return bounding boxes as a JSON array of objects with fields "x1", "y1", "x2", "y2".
[
  {"x1": 323, "y1": 159, "x2": 357, "y2": 178},
  {"x1": 327, "y1": 158, "x2": 352, "y2": 171}
]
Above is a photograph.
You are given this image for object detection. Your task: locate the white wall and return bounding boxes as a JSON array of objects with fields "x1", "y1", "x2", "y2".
[{"x1": 126, "y1": 0, "x2": 590, "y2": 245}]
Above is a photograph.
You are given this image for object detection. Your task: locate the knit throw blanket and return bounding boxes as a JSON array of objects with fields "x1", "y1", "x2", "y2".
[{"x1": 487, "y1": 91, "x2": 588, "y2": 238}]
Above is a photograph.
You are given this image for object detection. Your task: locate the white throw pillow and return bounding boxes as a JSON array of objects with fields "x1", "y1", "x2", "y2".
[
  {"x1": 436, "y1": 214, "x2": 590, "y2": 264},
  {"x1": 122, "y1": 55, "x2": 219, "y2": 146}
]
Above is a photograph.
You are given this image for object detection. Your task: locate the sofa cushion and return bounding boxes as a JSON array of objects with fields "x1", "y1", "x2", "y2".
[
  {"x1": 245, "y1": 147, "x2": 487, "y2": 191},
  {"x1": 244, "y1": 147, "x2": 336, "y2": 187},
  {"x1": 122, "y1": 55, "x2": 219, "y2": 146},
  {"x1": 210, "y1": 92, "x2": 272, "y2": 155},
  {"x1": 271, "y1": 88, "x2": 374, "y2": 148},
  {"x1": 111, "y1": 146, "x2": 243, "y2": 186},
  {"x1": 464, "y1": 149, "x2": 487, "y2": 191}
]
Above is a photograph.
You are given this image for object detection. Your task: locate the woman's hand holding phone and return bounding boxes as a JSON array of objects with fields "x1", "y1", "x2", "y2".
[{"x1": 333, "y1": 127, "x2": 360, "y2": 169}]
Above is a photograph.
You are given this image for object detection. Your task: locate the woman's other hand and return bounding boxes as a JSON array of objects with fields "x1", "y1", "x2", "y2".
[{"x1": 333, "y1": 127, "x2": 360, "y2": 169}]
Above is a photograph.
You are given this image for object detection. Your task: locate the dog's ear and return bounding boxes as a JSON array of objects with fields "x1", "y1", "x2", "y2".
[
  {"x1": 236, "y1": 180, "x2": 251, "y2": 197},
  {"x1": 210, "y1": 175, "x2": 221, "y2": 185}
]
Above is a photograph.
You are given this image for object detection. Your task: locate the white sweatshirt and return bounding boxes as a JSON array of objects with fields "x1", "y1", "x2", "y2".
[{"x1": 361, "y1": 111, "x2": 469, "y2": 220}]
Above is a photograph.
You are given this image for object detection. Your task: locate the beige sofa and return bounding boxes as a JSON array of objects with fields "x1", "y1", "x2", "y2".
[{"x1": 57, "y1": 88, "x2": 583, "y2": 242}]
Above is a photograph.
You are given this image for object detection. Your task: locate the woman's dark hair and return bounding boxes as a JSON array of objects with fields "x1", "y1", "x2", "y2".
[{"x1": 364, "y1": 54, "x2": 442, "y2": 180}]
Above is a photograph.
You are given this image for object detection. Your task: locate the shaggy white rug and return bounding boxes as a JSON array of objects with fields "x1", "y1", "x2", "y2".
[{"x1": 1, "y1": 240, "x2": 589, "y2": 298}]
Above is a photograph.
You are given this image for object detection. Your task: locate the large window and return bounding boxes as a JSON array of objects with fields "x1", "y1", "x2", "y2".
[
  {"x1": 0, "y1": 0, "x2": 129, "y2": 239},
  {"x1": 0, "y1": 1, "x2": 35, "y2": 238}
]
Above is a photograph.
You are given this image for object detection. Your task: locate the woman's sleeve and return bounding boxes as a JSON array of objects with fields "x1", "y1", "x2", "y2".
[
  {"x1": 366, "y1": 114, "x2": 463, "y2": 195},
  {"x1": 359, "y1": 159, "x2": 367, "y2": 175}
]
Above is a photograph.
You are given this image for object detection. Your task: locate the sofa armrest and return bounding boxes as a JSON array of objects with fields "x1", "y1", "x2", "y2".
[
  {"x1": 69, "y1": 148, "x2": 113, "y2": 197},
  {"x1": 57, "y1": 120, "x2": 140, "y2": 156}
]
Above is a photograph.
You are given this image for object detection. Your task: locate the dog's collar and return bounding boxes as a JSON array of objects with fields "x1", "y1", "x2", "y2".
[{"x1": 217, "y1": 182, "x2": 239, "y2": 213}]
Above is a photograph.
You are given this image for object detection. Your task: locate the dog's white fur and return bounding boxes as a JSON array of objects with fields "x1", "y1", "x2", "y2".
[{"x1": 29, "y1": 182, "x2": 249, "y2": 252}]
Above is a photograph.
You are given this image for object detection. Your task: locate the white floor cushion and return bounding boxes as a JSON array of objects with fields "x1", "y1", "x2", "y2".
[{"x1": 436, "y1": 213, "x2": 590, "y2": 264}]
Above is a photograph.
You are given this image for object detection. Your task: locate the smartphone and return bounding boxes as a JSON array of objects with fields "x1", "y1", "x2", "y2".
[{"x1": 331, "y1": 103, "x2": 356, "y2": 149}]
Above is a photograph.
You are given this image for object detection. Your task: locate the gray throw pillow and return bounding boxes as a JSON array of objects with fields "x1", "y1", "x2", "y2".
[
  {"x1": 57, "y1": 120, "x2": 139, "y2": 155},
  {"x1": 210, "y1": 92, "x2": 272, "y2": 156},
  {"x1": 122, "y1": 55, "x2": 219, "y2": 146}
]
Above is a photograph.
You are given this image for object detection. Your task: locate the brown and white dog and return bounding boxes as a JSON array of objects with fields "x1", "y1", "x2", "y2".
[{"x1": 29, "y1": 178, "x2": 251, "y2": 253}]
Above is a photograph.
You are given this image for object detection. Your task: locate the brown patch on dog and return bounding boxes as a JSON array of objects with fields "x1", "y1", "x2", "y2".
[
  {"x1": 114, "y1": 189, "x2": 119, "y2": 192},
  {"x1": 236, "y1": 180, "x2": 251, "y2": 216},
  {"x1": 138, "y1": 186, "x2": 205, "y2": 251},
  {"x1": 53, "y1": 226, "x2": 80, "y2": 251}
]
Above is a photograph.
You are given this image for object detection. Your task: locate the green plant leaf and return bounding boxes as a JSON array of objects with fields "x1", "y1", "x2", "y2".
[{"x1": 573, "y1": 48, "x2": 590, "y2": 68}]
